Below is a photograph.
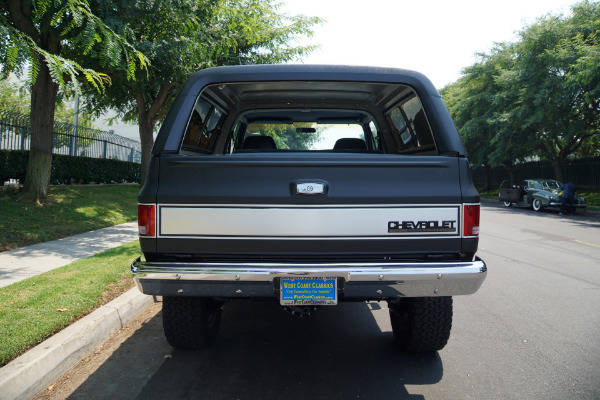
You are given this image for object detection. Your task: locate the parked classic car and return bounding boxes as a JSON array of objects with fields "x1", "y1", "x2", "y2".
[{"x1": 498, "y1": 179, "x2": 587, "y2": 212}]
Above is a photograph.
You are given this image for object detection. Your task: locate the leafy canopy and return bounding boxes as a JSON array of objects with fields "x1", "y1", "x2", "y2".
[
  {"x1": 441, "y1": 0, "x2": 600, "y2": 180},
  {"x1": 0, "y1": 0, "x2": 148, "y2": 93},
  {"x1": 83, "y1": 0, "x2": 322, "y2": 125}
]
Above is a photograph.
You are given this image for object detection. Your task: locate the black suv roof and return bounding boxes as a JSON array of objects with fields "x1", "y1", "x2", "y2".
[{"x1": 154, "y1": 64, "x2": 466, "y2": 156}]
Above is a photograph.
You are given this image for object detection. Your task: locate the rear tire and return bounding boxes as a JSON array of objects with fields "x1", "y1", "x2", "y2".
[
  {"x1": 162, "y1": 296, "x2": 223, "y2": 349},
  {"x1": 503, "y1": 201, "x2": 512, "y2": 207},
  {"x1": 389, "y1": 297, "x2": 453, "y2": 352}
]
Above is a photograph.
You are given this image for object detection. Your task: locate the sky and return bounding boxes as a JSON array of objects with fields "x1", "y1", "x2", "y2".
[
  {"x1": 100, "y1": 0, "x2": 582, "y2": 140},
  {"x1": 279, "y1": 0, "x2": 582, "y2": 88}
]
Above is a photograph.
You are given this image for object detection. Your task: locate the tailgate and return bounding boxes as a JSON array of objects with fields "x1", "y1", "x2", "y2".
[{"x1": 147, "y1": 153, "x2": 467, "y2": 260}]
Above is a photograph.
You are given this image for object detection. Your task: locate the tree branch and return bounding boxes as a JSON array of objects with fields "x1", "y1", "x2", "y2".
[
  {"x1": 6, "y1": 0, "x2": 39, "y2": 43},
  {"x1": 149, "y1": 83, "x2": 174, "y2": 125}
]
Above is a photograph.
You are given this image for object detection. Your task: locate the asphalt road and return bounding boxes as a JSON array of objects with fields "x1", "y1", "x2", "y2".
[{"x1": 35, "y1": 203, "x2": 600, "y2": 400}]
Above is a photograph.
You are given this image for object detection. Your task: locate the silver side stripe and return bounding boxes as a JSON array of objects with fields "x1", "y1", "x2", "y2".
[{"x1": 158, "y1": 205, "x2": 460, "y2": 238}]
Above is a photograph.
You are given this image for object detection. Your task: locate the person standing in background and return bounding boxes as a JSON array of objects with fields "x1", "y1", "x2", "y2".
[{"x1": 560, "y1": 180, "x2": 575, "y2": 215}]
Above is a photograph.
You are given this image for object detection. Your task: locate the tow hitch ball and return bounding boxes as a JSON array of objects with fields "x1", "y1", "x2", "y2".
[{"x1": 282, "y1": 306, "x2": 319, "y2": 317}]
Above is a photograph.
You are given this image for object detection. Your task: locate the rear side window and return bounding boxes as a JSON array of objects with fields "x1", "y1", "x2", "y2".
[
  {"x1": 385, "y1": 96, "x2": 436, "y2": 154},
  {"x1": 181, "y1": 97, "x2": 227, "y2": 153}
]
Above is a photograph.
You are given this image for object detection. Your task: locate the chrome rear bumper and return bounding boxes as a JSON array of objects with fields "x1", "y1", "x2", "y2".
[{"x1": 132, "y1": 257, "x2": 486, "y2": 299}]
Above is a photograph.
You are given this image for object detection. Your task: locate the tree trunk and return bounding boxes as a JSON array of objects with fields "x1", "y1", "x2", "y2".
[
  {"x1": 22, "y1": 60, "x2": 59, "y2": 203},
  {"x1": 505, "y1": 164, "x2": 515, "y2": 182},
  {"x1": 138, "y1": 118, "x2": 155, "y2": 187},
  {"x1": 483, "y1": 165, "x2": 491, "y2": 191},
  {"x1": 552, "y1": 159, "x2": 564, "y2": 183},
  {"x1": 136, "y1": 85, "x2": 174, "y2": 186}
]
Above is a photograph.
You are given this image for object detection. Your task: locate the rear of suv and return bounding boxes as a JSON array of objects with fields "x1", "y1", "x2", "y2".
[{"x1": 132, "y1": 64, "x2": 486, "y2": 352}]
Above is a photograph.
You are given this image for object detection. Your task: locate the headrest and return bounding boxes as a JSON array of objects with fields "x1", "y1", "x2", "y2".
[
  {"x1": 242, "y1": 135, "x2": 277, "y2": 150},
  {"x1": 333, "y1": 138, "x2": 367, "y2": 150}
]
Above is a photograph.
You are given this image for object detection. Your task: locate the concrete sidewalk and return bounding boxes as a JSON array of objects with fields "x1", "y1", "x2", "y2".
[
  {"x1": 0, "y1": 221, "x2": 154, "y2": 400},
  {"x1": 0, "y1": 222, "x2": 139, "y2": 288}
]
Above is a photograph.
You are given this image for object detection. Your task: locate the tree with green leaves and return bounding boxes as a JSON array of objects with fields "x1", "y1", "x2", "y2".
[
  {"x1": 0, "y1": 79, "x2": 96, "y2": 127},
  {"x1": 0, "y1": 78, "x2": 29, "y2": 114},
  {"x1": 510, "y1": 0, "x2": 600, "y2": 180},
  {"x1": 442, "y1": 0, "x2": 599, "y2": 184},
  {"x1": 441, "y1": 43, "x2": 532, "y2": 187},
  {"x1": 0, "y1": 0, "x2": 147, "y2": 202},
  {"x1": 83, "y1": 0, "x2": 322, "y2": 184}
]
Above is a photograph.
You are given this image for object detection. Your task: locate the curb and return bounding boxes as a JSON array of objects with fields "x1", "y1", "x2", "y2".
[{"x1": 0, "y1": 287, "x2": 153, "y2": 400}]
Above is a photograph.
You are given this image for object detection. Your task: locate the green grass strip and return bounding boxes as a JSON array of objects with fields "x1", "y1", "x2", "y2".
[
  {"x1": 0, "y1": 185, "x2": 139, "y2": 251},
  {"x1": 0, "y1": 240, "x2": 142, "y2": 366}
]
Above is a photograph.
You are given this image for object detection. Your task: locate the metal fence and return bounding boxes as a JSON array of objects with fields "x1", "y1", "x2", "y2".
[{"x1": 0, "y1": 110, "x2": 141, "y2": 163}]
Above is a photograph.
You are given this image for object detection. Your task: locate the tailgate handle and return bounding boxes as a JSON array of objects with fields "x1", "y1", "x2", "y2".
[{"x1": 294, "y1": 182, "x2": 326, "y2": 195}]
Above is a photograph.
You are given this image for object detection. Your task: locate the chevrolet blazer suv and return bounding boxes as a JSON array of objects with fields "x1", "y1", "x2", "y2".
[{"x1": 132, "y1": 64, "x2": 487, "y2": 352}]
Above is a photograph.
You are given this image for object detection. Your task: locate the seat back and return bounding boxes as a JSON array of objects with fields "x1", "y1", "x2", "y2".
[
  {"x1": 333, "y1": 138, "x2": 367, "y2": 150},
  {"x1": 242, "y1": 135, "x2": 277, "y2": 150}
]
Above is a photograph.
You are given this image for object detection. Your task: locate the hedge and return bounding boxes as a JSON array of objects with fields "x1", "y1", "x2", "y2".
[{"x1": 0, "y1": 150, "x2": 140, "y2": 185}]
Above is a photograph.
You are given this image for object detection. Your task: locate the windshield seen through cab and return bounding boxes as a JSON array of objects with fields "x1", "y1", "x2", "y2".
[
  {"x1": 542, "y1": 181, "x2": 561, "y2": 189},
  {"x1": 244, "y1": 123, "x2": 366, "y2": 150}
]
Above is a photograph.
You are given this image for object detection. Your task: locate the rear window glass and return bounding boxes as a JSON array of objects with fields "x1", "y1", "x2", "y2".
[
  {"x1": 385, "y1": 96, "x2": 435, "y2": 153},
  {"x1": 241, "y1": 123, "x2": 367, "y2": 151},
  {"x1": 178, "y1": 81, "x2": 441, "y2": 156},
  {"x1": 500, "y1": 180, "x2": 517, "y2": 189},
  {"x1": 181, "y1": 97, "x2": 226, "y2": 153}
]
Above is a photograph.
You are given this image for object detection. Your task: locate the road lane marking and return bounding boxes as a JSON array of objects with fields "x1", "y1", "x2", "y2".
[{"x1": 573, "y1": 240, "x2": 600, "y2": 248}]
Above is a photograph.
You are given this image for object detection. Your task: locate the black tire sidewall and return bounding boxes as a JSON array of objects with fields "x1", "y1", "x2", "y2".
[
  {"x1": 162, "y1": 296, "x2": 223, "y2": 350},
  {"x1": 389, "y1": 297, "x2": 453, "y2": 353}
]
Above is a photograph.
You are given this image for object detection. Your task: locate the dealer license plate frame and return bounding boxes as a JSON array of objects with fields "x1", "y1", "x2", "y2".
[{"x1": 280, "y1": 276, "x2": 337, "y2": 306}]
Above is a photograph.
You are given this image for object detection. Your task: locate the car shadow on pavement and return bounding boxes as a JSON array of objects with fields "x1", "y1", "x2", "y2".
[{"x1": 67, "y1": 300, "x2": 443, "y2": 400}]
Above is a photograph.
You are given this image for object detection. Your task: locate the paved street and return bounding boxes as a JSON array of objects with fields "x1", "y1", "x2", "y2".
[{"x1": 34, "y1": 204, "x2": 600, "y2": 400}]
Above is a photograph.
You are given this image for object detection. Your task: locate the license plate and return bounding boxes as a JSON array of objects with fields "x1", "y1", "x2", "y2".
[{"x1": 280, "y1": 277, "x2": 337, "y2": 305}]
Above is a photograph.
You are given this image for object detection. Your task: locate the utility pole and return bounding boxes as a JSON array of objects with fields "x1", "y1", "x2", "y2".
[{"x1": 70, "y1": 93, "x2": 79, "y2": 156}]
